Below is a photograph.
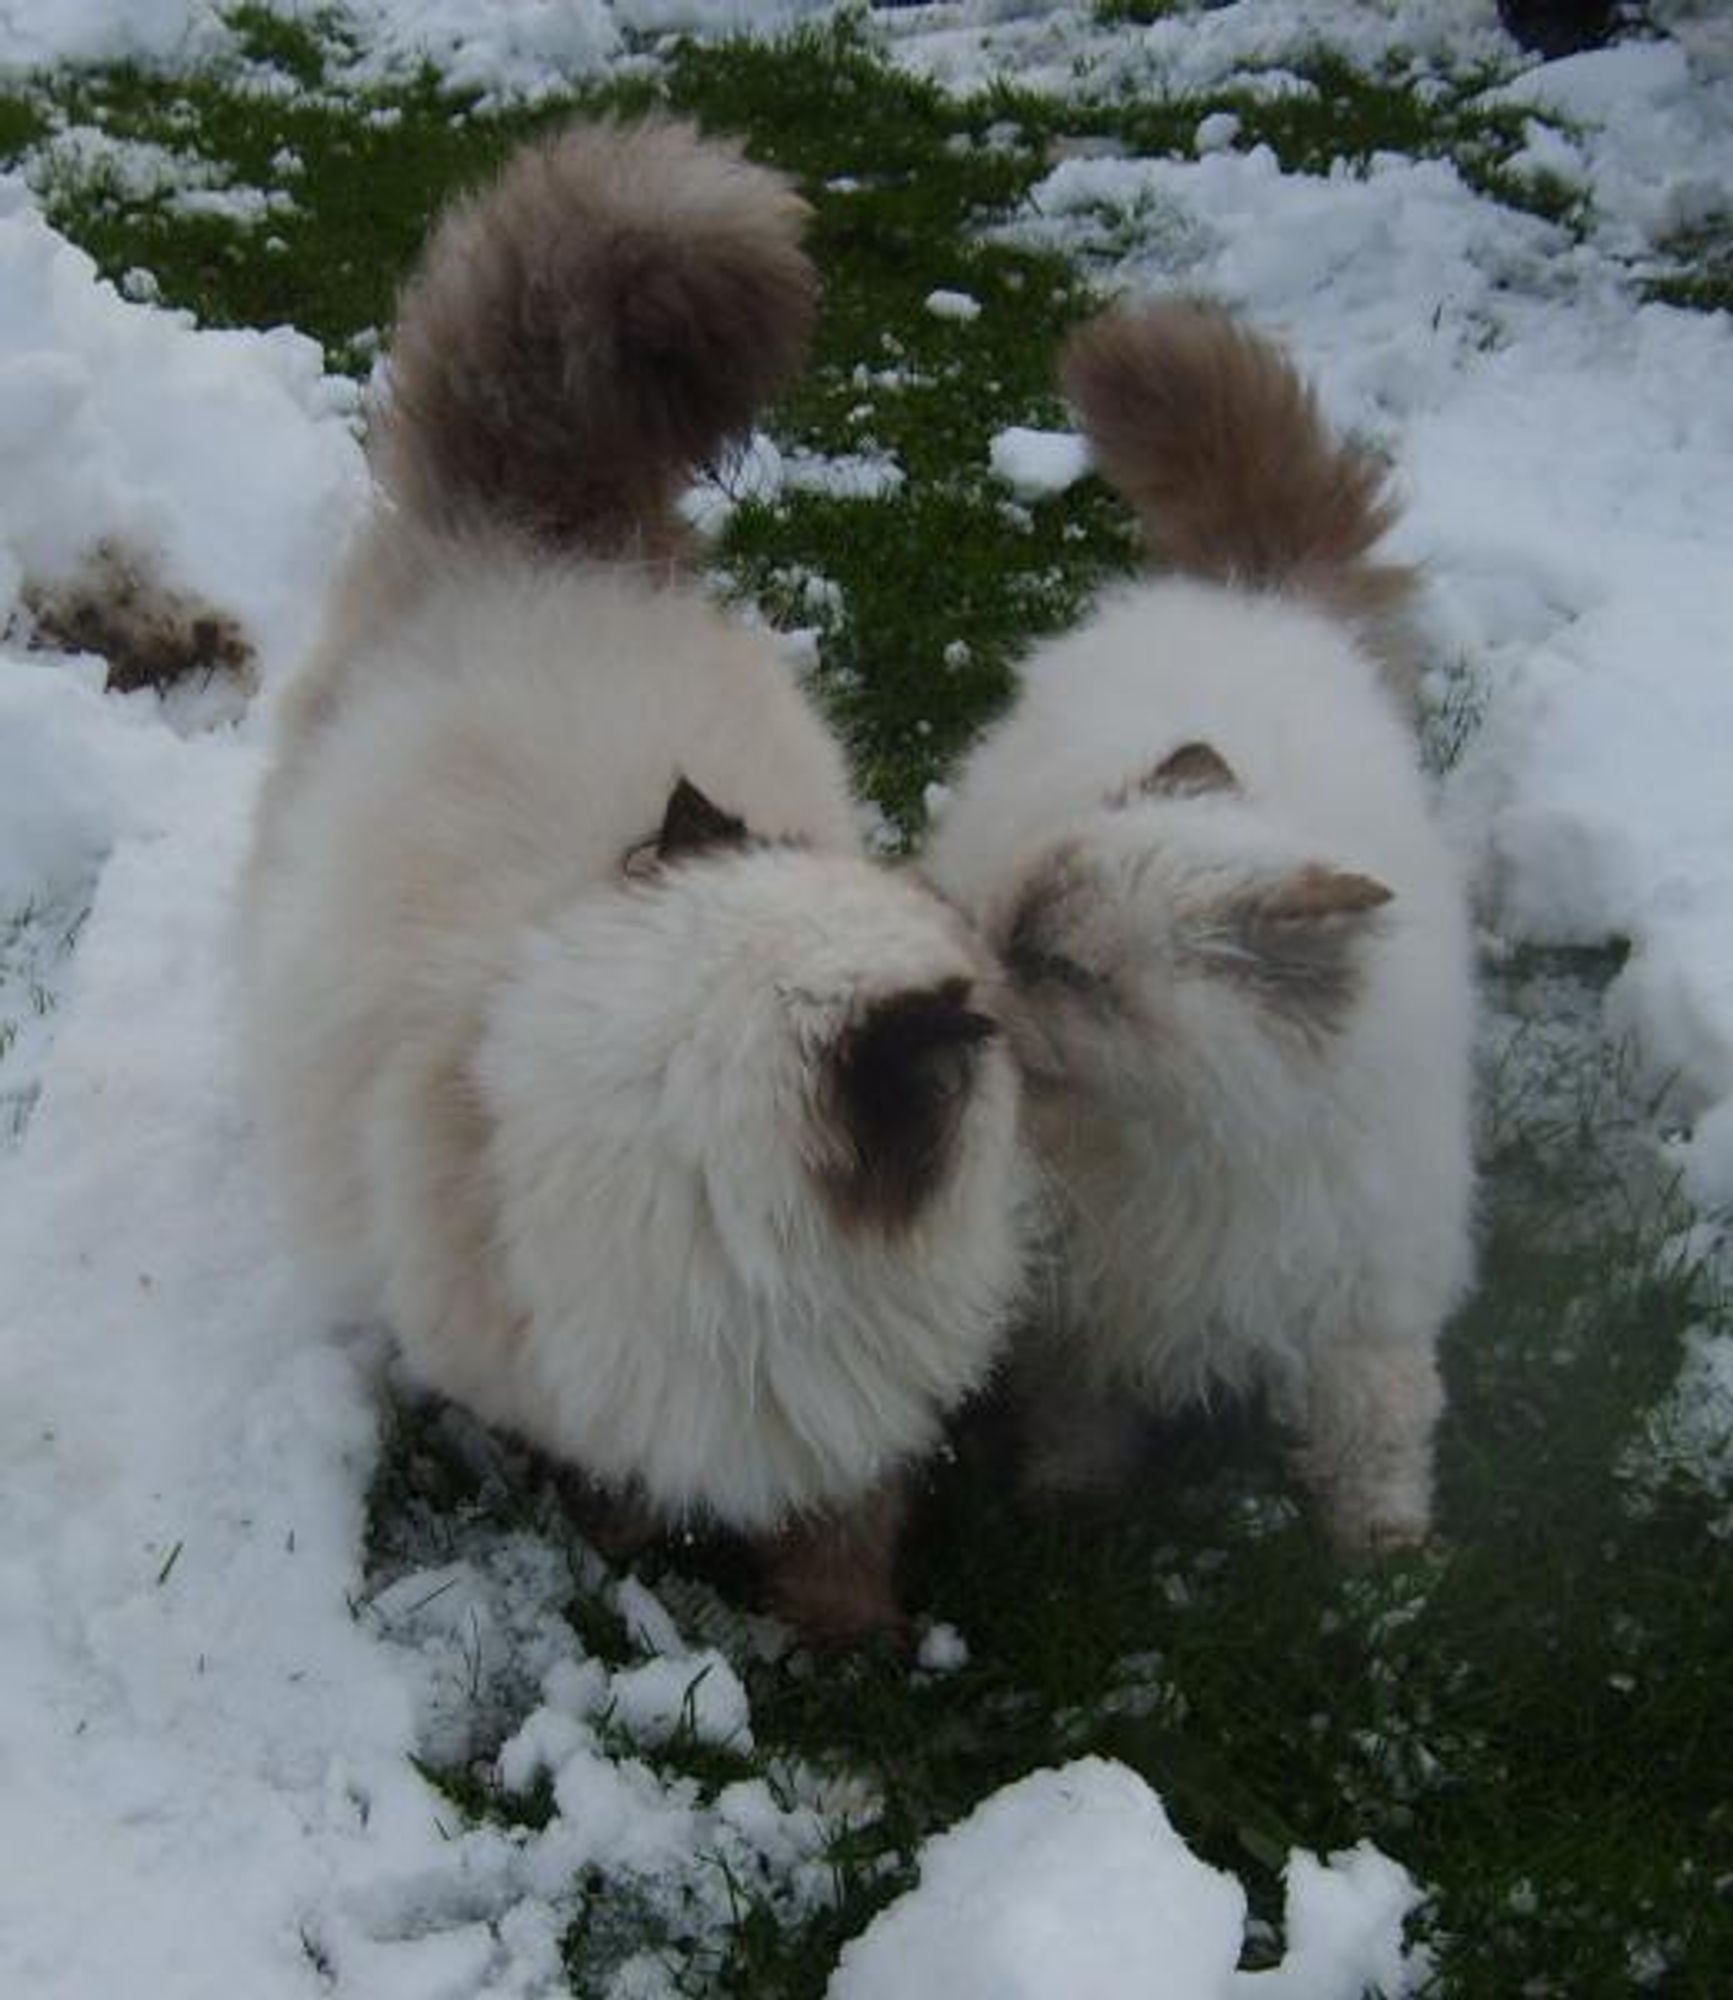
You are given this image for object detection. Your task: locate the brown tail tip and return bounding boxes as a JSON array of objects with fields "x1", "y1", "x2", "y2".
[
  {"x1": 375, "y1": 114, "x2": 818, "y2": 562},
  {"x1": 1061, "y1": 300, "x2": 1420, "y2": 678}
]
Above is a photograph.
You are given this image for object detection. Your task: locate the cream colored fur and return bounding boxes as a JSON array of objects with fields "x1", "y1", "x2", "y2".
[
  {"x1": 249, "y1": 542, "x2": 1027, "y2": 1526},
  {"x1": 927, "y1": 310, "x2": 1475, "y2": 1550},
  {"x1": 241, "y1": 121, "x2": 1030, "y2": 1545}
]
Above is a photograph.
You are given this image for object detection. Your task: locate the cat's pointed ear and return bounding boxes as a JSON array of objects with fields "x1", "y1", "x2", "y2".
[
  {"x1": 1198, "y1": 863, "x2": 1393, "y2": 1036},
  {"x1": 623, "y1": 777, "x2": 751, "y2": 879},
  {"x1": 824, "y1": 977, "x2": 998, "y2": 1230},
  {"x1": 657, "y1": 776, "x2": 750, "y2": 859},
  {"x1": 1125, "y1": 739, "x2": 1239, "y2": 803}
]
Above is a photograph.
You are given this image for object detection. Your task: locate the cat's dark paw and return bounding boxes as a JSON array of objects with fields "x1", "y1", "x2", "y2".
[
  {"x1": 755, "y1": 1477, "x2": 913, "y2": 1652},
  {"x1": 771, "y1": 1579, "x2": 914, "y2": 1656},
  {"x1": 555, "y1": 1469, "x2": 662, "y2": 1561}
]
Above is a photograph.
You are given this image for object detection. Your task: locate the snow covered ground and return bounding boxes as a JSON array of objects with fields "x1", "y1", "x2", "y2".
[{"x1": 2, "y1": 2, "x2": 1731, "y2": 1995}]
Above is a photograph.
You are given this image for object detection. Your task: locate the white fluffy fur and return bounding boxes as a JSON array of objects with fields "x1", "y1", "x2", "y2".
[
  {"x1": 926, "y1": 578, "x2": 1475, "y2": 1547},
  {"x1": 244, "y1": 529, "x2": 1029, "y2": 1530}
]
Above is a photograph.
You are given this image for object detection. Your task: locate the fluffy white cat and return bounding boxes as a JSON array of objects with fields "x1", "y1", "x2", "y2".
[
  {"x1": 242, "y1": 118, "x2": 1030, "y2": 1639},
  {"x1": 926, "y1": 302, "x2": 1475, "y2": 1550}
]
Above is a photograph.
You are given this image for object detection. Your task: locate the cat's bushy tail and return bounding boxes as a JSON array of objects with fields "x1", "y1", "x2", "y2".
[
  {"x1": 1062, "y1": 300, "x2": 1418, "y2": 684},
  {"x1": 373, "y1": 115, "x2": 817, "y2": 562}
]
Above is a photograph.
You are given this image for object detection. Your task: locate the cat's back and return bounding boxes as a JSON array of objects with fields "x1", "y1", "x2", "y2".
[
  {"x1": 934, "y1": 577, "x2": 1449, "y2": 908},
  {"x1": 242, "y1": 541, "x2": 863, "y2": 1283},
  {"x1": 257, "y1": 544, "x2": 861, "y2": 989}
]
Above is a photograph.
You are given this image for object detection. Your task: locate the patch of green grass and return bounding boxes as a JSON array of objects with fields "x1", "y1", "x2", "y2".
[
  {"x1": 12, "y1": 63, "x2": 558, "y2": 359},
  {"x1": 723, "y1": 478, "x2": 1134, "y2": 830},
  {"x1": 1055, "y1": 44, "x2": 1589, "y2": 231},
  {"x1": 1643, "y1": 215, "x2": 1733, "y2": 315},
  {"x1": 222, "y1": 2, "x2": 345, "y2": 88},
  {"x1": 0, "y1": 84, "x2": 48, "y2": 158},
  {"x1": 558, "y1": 1855, "x2": 885, "y2": 2000}
]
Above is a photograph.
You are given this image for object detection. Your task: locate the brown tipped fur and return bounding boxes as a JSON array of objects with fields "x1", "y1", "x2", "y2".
[
  {"x1": 821, "y1": 979, "x2": 999, "y2": 1234},
  {"x1": 1062, "y1": 300, "x2": 1421, "y2": 693},
  {"x1": 374, "y1": 115, "x2": 818, "y2": 564}
]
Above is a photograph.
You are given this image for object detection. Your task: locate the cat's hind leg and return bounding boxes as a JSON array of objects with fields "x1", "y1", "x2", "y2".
[
  {"x1": 1295, "y1": 1327, "x2": 1443, "y2": 1553},
  {"x1": 757, "y1": 1475, "x2": 911, "y2": 1649}
]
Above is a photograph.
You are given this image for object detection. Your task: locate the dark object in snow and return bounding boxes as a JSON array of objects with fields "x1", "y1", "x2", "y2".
[
  {"x1": 23, "y1": 539, "x2": 254, "y2": 695},
  {"x1": 1497, "y1": 0, "x2": 1616, "y2": 58}
]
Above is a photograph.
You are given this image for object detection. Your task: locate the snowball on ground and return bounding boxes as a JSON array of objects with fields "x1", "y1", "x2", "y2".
[
  {"x1": 925, "y1": 287, "x2": 983, "y2": 322},
  {"x1": 915, "y1": 1620, "x2": 969, "y2": 1672},
  {"x1": 828, "y1": 1758, "x2": 1421, "y2": 2000},
  {"x1": 988, "y1": 425, "x2": 1092, "y2": 499}
]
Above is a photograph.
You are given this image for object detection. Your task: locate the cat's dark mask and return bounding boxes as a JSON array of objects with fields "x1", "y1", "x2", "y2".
[{"x1": 822, "y1": 978, "x2": 999, "y2": 1232}]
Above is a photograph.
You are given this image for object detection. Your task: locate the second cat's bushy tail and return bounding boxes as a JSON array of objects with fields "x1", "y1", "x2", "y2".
[
  {"x1": 373, "y1": 116, "x2": 817, "y2": 562},
  {"x1": 1062, "y1": 300, "x2": 1418, "y2": 684}
]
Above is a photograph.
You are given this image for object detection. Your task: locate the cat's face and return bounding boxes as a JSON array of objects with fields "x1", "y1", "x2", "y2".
[
  {"x1": 475, "y1": 781, "x2": 1030, "y2": 1526},
  {"x1": 992, "y1": 742, "x2": 1393, "y2": 1117}
]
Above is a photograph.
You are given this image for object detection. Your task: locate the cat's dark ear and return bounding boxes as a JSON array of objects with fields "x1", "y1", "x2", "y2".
[
  {"x1": 1196, "y1": 863, "x2": 1393, "y2": 1036},
  {"x1": 1110, "y1": 739, "x2": 1239, "y2": 807},
  {"x1": 628, "y1": 776, "x2": 748, "y2": 880},
  {"x1": 658, "y1": 776, "x2": 750, "y2": 858},
  {"x1": 623, "y1": 777, "x2": 750, "y2": 879},
  {"x1": 824, "y1": 978, "x2": 997, "y2": 1231}
]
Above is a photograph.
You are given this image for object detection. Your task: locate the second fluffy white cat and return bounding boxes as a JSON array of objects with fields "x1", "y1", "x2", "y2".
[
  {"x1": 242, "y1": 118, "x2": 1030, "y2": 1638},
  {"x1": 926, "y1": 302, "x2": 1475, "y2": 1549}
]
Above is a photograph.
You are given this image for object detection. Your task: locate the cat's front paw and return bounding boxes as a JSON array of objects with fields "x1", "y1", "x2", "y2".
[{"x1": 1318, "y1": 1481, "x2": 1434, "y2": 1560}]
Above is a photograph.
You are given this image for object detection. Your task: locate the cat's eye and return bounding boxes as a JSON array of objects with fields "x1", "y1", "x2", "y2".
[{"x1": 1005, "y1": 941, "x2": 1106, "y2": 999}]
